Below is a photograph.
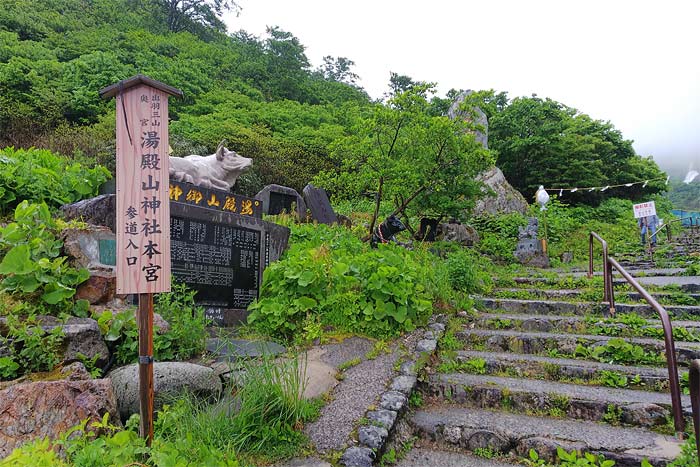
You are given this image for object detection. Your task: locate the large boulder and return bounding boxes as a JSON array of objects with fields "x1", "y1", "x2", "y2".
[
  {"x1": 473, "y1": 166, "x2": 529, "y2": 216},
  {"x1": 436, "y1": 222, "x2": 480, "y2": 246},
  {"x1": 60, "y1": 225, "x2": 117, "y2": 305},
  {"x1": 447, "y1": 91, "x2": 489, "y2": 149},
  {"x1": 0, "y1": 376, "x2": 119, "y2": 459},
  {"x1": 109, "y1": 362, "x2": 222, "y2": 421},
  {"x1": 447, "y1": 91, "x2": 528, "y2": 217}
]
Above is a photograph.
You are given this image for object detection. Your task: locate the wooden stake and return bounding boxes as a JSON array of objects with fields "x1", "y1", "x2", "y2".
[{"x1": 138, "y1": 292, "x2": 154, "y2": 445}]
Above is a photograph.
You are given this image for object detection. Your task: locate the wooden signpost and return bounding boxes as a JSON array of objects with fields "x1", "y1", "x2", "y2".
[{"x1": 100, "y1": 75, "x2": 183, "y2": 444}]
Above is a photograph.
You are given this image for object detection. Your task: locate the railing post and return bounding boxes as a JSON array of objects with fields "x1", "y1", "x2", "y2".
[
  {"x1": 588, "y1": 233, "x2": 594, "y2": 279},
  {"x1": 689, "y1": 360, "x2": 700, "y2": 460}
]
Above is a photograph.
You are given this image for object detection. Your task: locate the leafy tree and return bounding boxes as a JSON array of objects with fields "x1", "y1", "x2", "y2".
[
  {"x1": 487, "y1": 94, "x2": 666, "y2": 205},
  {"x1": 317, "y1": 56, "x2": 359, "y2": 85},
  {"x1": 315, "y1": 83, "x2": 493, "y2": 236},
  {"x1": 388, "y1": 72, "x2": 419, "y2": 96},
  {"x1": 152, "y1": 0, "x2": 240, "y2": 34}
]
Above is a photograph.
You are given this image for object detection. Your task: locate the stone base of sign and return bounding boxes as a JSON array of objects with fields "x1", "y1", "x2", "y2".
[
  {"x1": 201, "y1": 307, "x2": 249, "y2": 327},
  {"x1": 255, "y1": 184, "x2": 307, "y2": 219}
]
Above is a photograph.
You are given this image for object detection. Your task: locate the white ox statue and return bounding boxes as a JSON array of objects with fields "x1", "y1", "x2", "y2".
[{"x1": 169, "y1": 141, "x2": 252, "y2": 191}]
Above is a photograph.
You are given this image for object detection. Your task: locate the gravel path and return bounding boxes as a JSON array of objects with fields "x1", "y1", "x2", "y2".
[{"x1": 304, "y1": 333, "x2": 418, "y2": 452}]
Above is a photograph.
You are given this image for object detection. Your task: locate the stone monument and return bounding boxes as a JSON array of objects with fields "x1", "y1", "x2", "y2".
[{"x1": 514, "y1": 217, "x2": 549, "y2": 268}]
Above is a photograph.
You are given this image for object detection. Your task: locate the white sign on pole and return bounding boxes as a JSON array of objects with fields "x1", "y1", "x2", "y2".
[{"x1": 632, "y1": 201, "x2": 656, "y2": 219}]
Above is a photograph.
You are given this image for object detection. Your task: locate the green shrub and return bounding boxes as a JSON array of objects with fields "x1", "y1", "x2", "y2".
[
  {"x1": 445, "y1": 248, "x2": 493, "y2": 294},
  {"x1": 0, "y1": 147, "x2": 110, "y2": 214},
  {"x1": 94, "y1": 282, "x2": 209, "y2": 365},
  {"x1": 0, "y1": 314, "x2": 64, "y2": 380},
  {"x1": 248, "y1": 224, "x2": 435, "y2": 341},
  {"x1": 0, "y1": 201, "x2": 89, "y2": 315},
  {"x1": 154, "y1": 281, "x2": 210, "y2": 360}
]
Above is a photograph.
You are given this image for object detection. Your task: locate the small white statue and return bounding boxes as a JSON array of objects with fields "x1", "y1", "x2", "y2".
[
  {"x1": 535, "y1": 185, "x2": 550, "y2": 211},
  {"x1": 169, "y1": 140, "x2": 252, "y2": 191}
]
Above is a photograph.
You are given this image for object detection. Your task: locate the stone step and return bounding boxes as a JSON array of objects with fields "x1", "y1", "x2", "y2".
[
  {"x1": 614, "y1": 277, "x2": 700, "y2": 293},
  {"x1": 492, "y1": 288, "x2": 700, "y2": 306},
  {"x1": 509, "y1": 275, "x2": 700, "y2": 294},
  {"x1": 454, "y1": 328, "x2": 700, "y2": 364},
  {"x1": 475, "y1": 312, "x2": 700, "y2": 340},
  {"x1": 448, "y1": 350, "x2": 673, "y2": 391},
  {"x1": 425, "y1": 373, "x2": 690, "y2": 430},
  {"x1": 480, "y1": 297, "x2": 700, "y2": 320},
  {"x1": 395, "y1": 447, "x2": 515, "y2": 467},
  {"x1": 411, "y1": 405, "x2": 682, "y2": 466}
]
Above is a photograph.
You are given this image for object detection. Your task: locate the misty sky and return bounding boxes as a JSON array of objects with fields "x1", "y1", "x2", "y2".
[{"x1": 224, "y1": 0, "x2": 699, "y2": 175}]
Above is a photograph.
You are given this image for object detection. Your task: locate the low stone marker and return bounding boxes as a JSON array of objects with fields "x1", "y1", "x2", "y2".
[
  {"x1": 303, "y1": 184, "x2": 338, "y2": 225},
  {"x1": 255, "y1": 184, "x2": 307, "y2": 219}
]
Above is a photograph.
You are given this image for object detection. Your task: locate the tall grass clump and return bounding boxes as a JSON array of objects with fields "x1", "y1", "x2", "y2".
[{"x1": 156, "y1": 355, "x2": 319, "y2": 462}]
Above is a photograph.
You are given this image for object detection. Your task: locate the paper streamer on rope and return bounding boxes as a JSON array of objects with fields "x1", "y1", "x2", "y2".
[{"x1": 542, "y1": 176, "x2": 668, "y2": 197}]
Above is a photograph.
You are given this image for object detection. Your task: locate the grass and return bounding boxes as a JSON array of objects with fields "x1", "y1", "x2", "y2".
[{"x1": 155, "y1": 354, "x2": 323, "y2": 464}]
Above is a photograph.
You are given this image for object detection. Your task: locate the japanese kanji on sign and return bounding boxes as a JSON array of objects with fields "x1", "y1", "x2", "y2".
[
  {"x1": 633, "y1": 201, "x2": 656, "y2": 219},
  {"x1": 101, "y1": 75, "x2": 182, "y2": 294}
]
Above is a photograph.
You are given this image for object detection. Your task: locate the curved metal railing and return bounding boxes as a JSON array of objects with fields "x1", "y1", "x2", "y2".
[{"x1": 588, "y1": 232, "x2": 685, "y2": 435}]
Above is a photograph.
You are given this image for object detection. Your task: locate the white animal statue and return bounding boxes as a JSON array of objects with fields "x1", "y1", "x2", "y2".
[{"x1": 169, "y1": 141, "x2": 252, "y2": 191}]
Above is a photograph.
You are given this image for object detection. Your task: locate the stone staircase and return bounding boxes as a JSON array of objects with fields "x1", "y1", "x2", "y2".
[{"x1": 398, "y1": 270, "x2": 700, "y2": 467}]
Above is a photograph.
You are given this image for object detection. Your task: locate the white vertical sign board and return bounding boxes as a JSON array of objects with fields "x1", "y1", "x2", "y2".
[
  {"x1": 115, "y1": 84, "x2": 171, "y2": 293},
  {"x1": 632, "y1": 201, "x2": 656, "y2": 219}
]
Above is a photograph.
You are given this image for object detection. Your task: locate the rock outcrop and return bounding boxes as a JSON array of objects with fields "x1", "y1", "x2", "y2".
[
  {"x1": 448, "y1": 91, "x2": 529, "y2": 217},
  {"x1": 473, "y1": 166, "x2": 529, "y2": 216},
  {"x1": 0, "y1": 375, "x2": 119, "y2": 458}
]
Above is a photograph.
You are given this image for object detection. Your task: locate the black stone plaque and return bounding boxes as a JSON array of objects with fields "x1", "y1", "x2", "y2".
[
  {"x1": 268, "y1": 191, "x2": 298, "y2": 215},
  {"x1": 170, "y1": 215, "x2": 260, "y2": 309},
  {"x1": 303, "y1": 183, "x2": 338, "y2": 224}
]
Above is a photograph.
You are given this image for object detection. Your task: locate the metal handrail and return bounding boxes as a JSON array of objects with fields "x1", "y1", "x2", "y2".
[
  {"x1": 689, "y1": 359, "x2": 700, "y2": 462},
  {"x1": 589, "y1": 232, "x2": 685, "y2": 435},
  {"x1": 588, "y1": 232, "x2": 614, "y2": 314}
]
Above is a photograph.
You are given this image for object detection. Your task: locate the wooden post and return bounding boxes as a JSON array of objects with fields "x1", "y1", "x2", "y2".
[
  {"x1": 138, "y1": 293, "x2": 155, "y2": 444},
  {"x1": 100, "y1": 75, "x2": 182, "y2": 445}
]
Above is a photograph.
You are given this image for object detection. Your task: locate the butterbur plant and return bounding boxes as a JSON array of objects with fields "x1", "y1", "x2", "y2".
[
  {"x1": 0, "y1": 201, "x2": 89, "y2": 313},
  {"x1": 248, "y1": 236, "x2": 434, "y2": 340}
]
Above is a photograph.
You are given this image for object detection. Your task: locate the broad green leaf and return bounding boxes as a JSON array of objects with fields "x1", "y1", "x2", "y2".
[
  {"x1": 293, "y1": 296, "x2": 317, "y2": 311},
  {"x1": 41, "y1": 282, "x2": 75, "y2": 304},
  {"x1": 0, "y1": 244, "x2": 35, "y2": 275},
  {"x1": 297, "y1": 270, "x2": 315, "y2": 287}
]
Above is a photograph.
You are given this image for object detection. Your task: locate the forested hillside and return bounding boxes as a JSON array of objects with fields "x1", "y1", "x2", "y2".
[{"x1": 0, "y1": 0, "x2": 666, "y2": 209}]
